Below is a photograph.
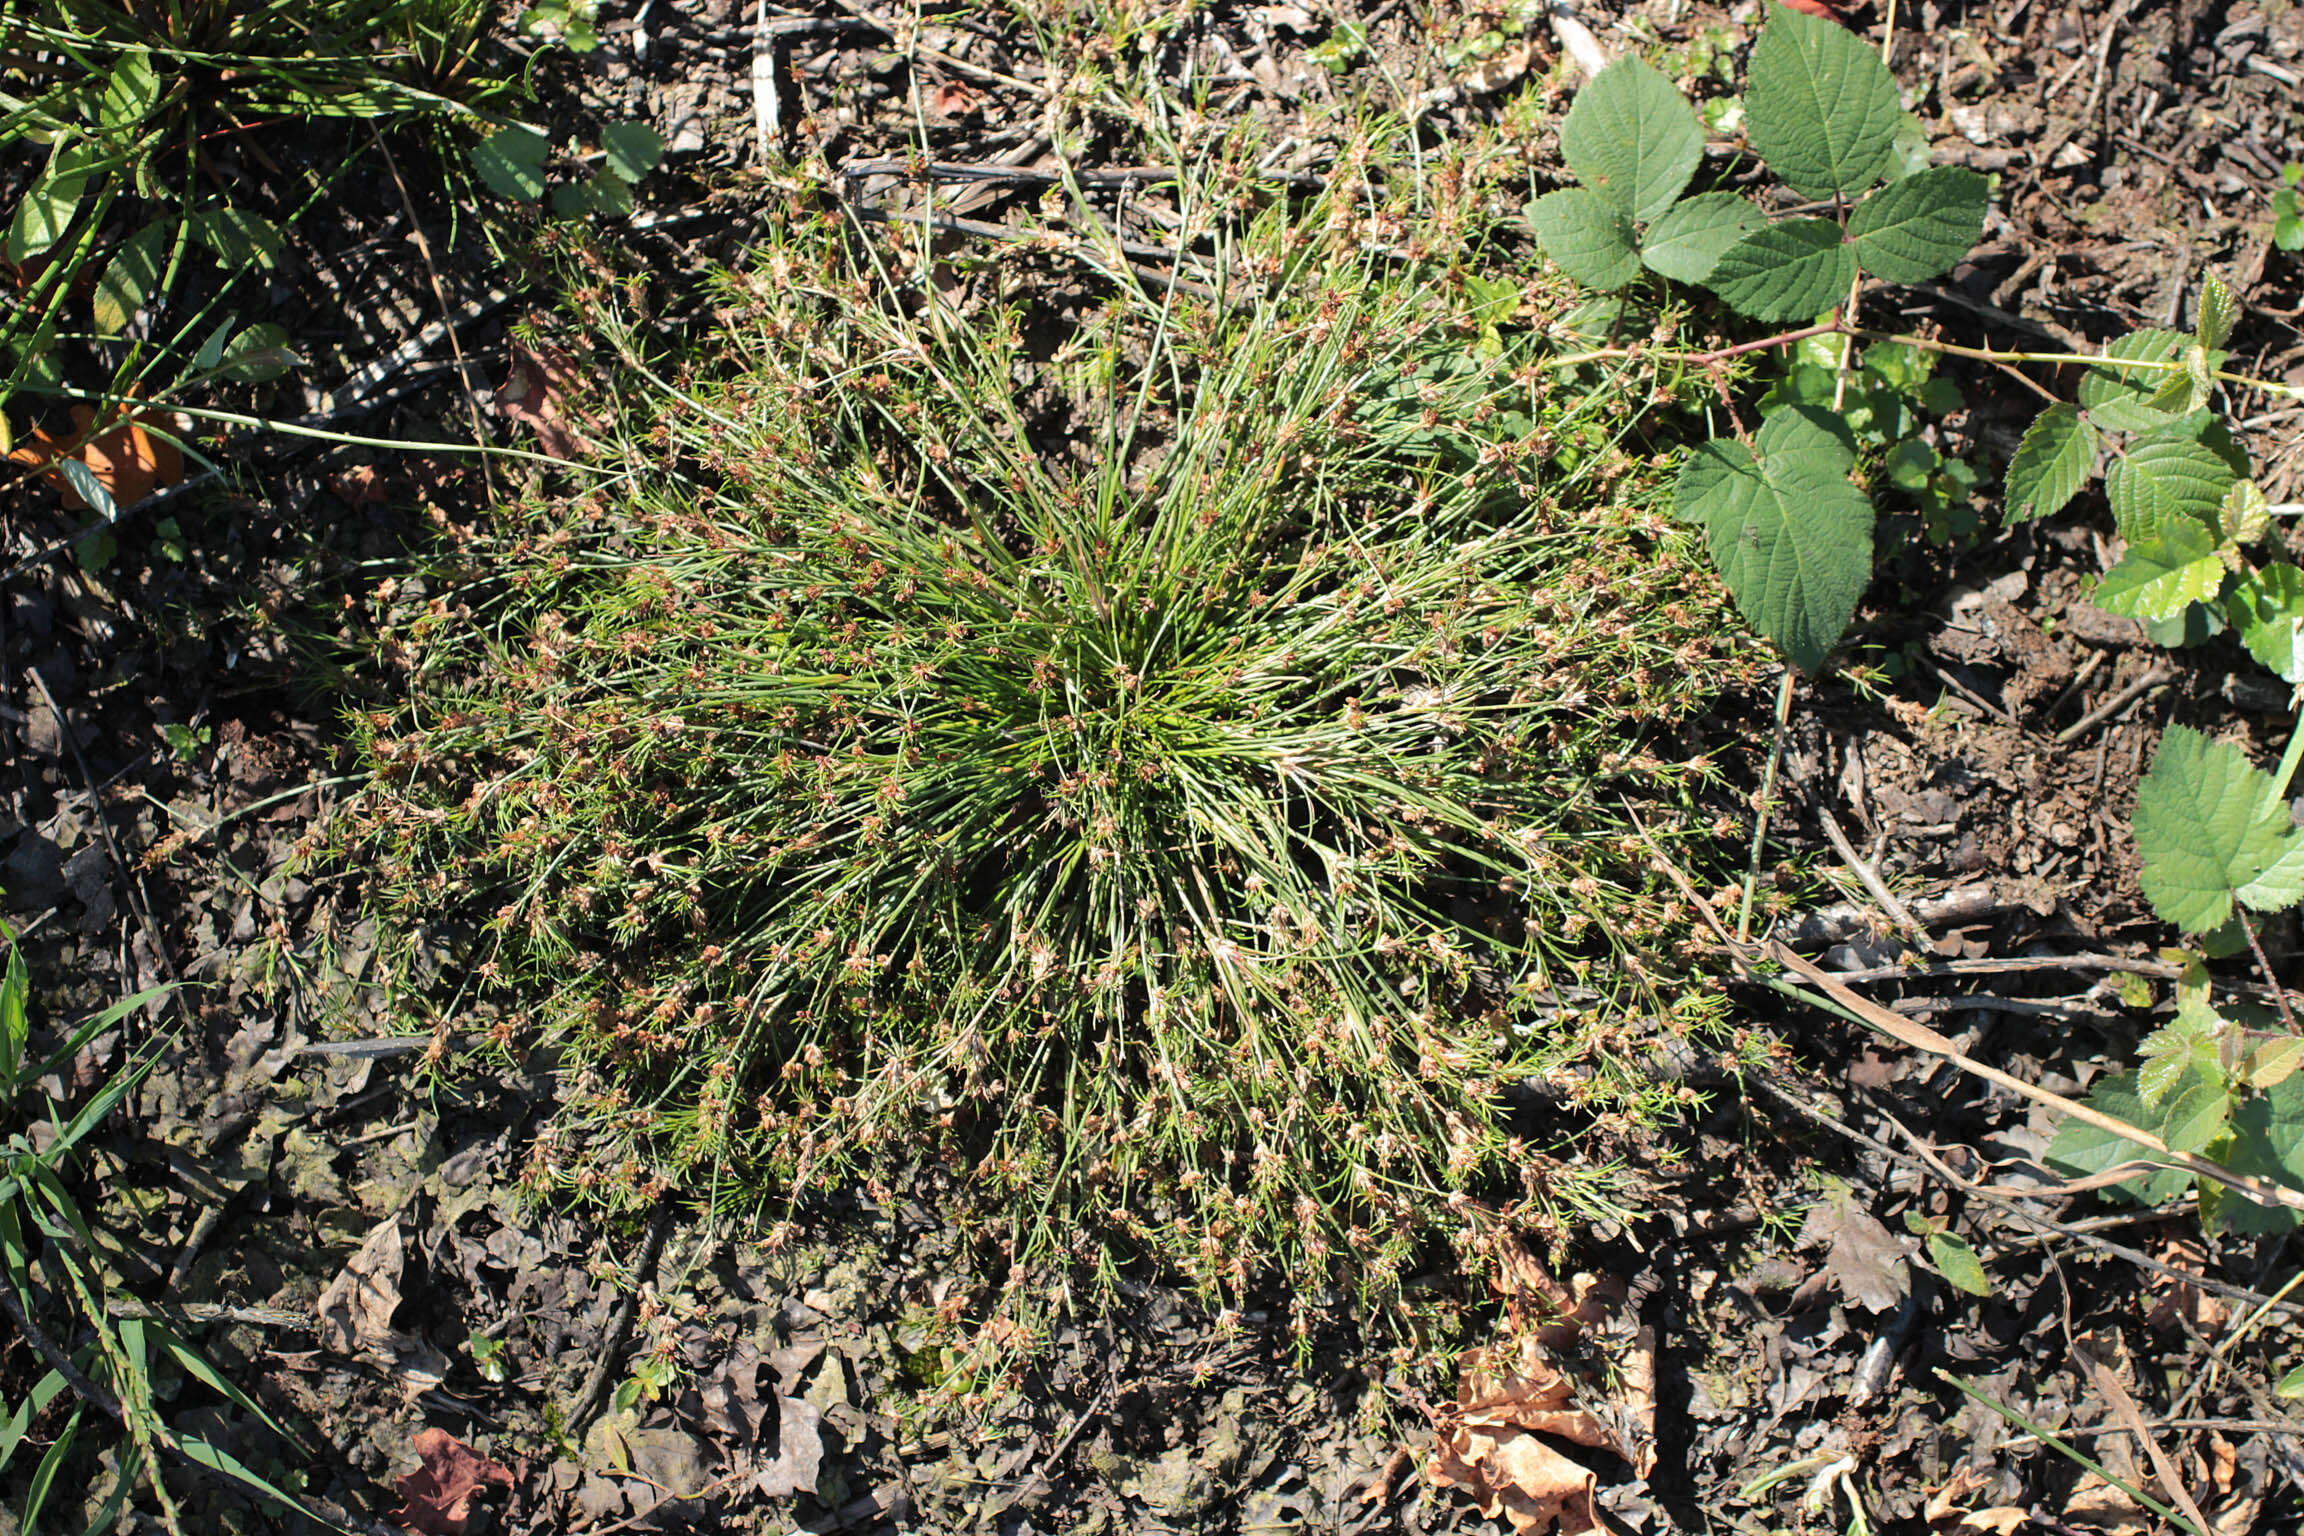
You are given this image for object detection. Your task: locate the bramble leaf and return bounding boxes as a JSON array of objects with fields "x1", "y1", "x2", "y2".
[
  {"x1": 1744, "y1": 3, "x2": 1903, "y2": 200},
  {"x1": 92, "y1": 219, "x2": 169, "y2": 336},
  {"x1": 1847, "y1": 166, "x2": 1989, "y2": 282},
  {"x1": 2218, "y1": 1075, "x2": 2304, "y2": 1235},
  {"x1": 1706, "y1": 217, "x2": 1857, "y2": 322},
  {"x1": 471, "y1": 125, "x2": 551, "y2": 202},
  {"x1": 2196, "y1": 270, "x2": 2238, "y2": 352},
  {"x1": 1528, "y1": 189, "x2": 1641, "y2": 290},
  {"x1": 2135, "y1": 724, "x2": 2304, "y2": 933},
  {"x1": 2231, "y1": 563, "x2": 2304, "y2": 684},
  {"x1": 1558, "y1": 57, "x2": 1704, "y2": 222},
  {"x1": 2002, "y1": 403, "x2": 2096, "y2": 523},
  {"x1": 2093, "y1": 521, "x2": 2225, "y2": 623},
  {"x1": 2044, "y1": 1070, "x2": 2194, "y2": 1206},
  {"x1": 2104, "y1": 432, "x2": 2235, "y2": 546},
  {"x1": 2078, "y1": 329, "x2": 2189, "y2": 433},
  {"x1": 601, "y1": 121, "x2": 665, "y2": 185},
  {"x1": 1640, "y1": 193, "x2": 1765, "y2": 284},
  {"x1": 1673, "y1": 404, "x2": 1872, "y2": 674}
]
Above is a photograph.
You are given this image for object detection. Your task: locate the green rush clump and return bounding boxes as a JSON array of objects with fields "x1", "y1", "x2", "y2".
[{"x1": 340, "y1": 202, "x2": 1749, "y2": 1308}]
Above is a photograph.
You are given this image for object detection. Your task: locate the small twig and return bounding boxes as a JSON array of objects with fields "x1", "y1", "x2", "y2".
[
  {"x1": 567, "y1": 1204, "x2": 678, "y2": 1438},
  {"x1": 2055, "y1": 665, "x2": 2177, "y2": 745},
  {"x1": 2235, "y1": 907, "x2": 2301, "y2": 1035},
  {"x1": 2043, "y1": 646, "x2": 2111, "y2": 720},
  {"x1": 1817, "y1": 806, "x2": 1925, "y2": 942},
  {"x1": 1738, "y1": 668, "x2": 1798, "y2": 944},
  {"x1": 2076, "y1": 1343, "x2": 2213, "y2": 1536}
]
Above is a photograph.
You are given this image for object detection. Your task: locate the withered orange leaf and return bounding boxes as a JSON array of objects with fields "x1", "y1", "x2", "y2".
[
  {"x1": 7, "y1": 400, "x2": 185, "y2": 510},
  {"x1": 392, "y1": 1427, "x2": 516, "y2": 1535}
]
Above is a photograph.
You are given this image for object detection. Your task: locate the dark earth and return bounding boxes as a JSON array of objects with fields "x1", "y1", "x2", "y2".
[{"x1": 7, "y1": 0, "x2": 2304, "y2": 1532}]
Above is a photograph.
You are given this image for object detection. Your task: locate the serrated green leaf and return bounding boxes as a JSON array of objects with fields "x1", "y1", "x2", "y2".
[
  {"x1": 471, "y1": 124, "x2": 550, "y2": 202},
  {"x1": 2135, "y1": 724, "x2": 2304, "y2": 933},
  {"x1": 1527, "y1": 189, "x2": 1641, "y2": 290},
  {"x1": 1674, "y1": 405, "x2": 1872, "y2": 674},
  {"x1": 2252, "y1": 1037, "x2": 2304, "y2": 1089},
  {"x1": 2003, "y1": 403, "x2": 2096, "y2": 523},
  {"x1": 2157, "y1": 1072, "x2": 2231, "y2": 1153},
  {"x1": 2105, "y1": 433, "x2": 2235, "y2": 546},
  {"x1": 7, "y1": 139, "x2": 98, "y2": 263},
  {"x1": 1847, "y1": 165, "x2": 1989, "y2": 282},
  {"x1": 2218, "y1": 1074, "x2": 2304, "y2": 1235},
  {"x1": 2222, "y1": 479, "x2": 2272, "y2": 545},
  {"x1": 1640, "y1": 193, "x2": 1766, "y2": 283},
  {"x1": 1744, "y1": 3, "x2": 1903, "y2": 200},
  {"x1": 1927, "y1": 1231, "x2": 1991, "y2": 1297},
  {"x1": 2093, "y1": 522, "x2": 2225, "y2": 623},
  {"x1": 1558, "y1": 57, "x2": 1703, "y2": 222},
  {"x1": 2230, "y1": 563, "x2": 2304, "y2": 684},
  {"x1": 1707, "y1": 217, "x2": 1857, "y2": 322},
  {"x1": 91, "y1": 219, "x2": 169, "y2": 336},
  {"x1": 2138, "y1": 999, "x2": 2224, "y2": 1106},
  {"x1": 188, "y1": 206, "x2": 284, "y2": 269},
  {"x1": 2045, "y1": 1070, "x2": 2193, "y2": 1205},
  {"x1": 601, "y1": 121, "x2": 665, "y2": 185},
  {"x1": 2280, "y1": 1364, "x2": 2304, "y2": 1398},
  {"x1": 2197, "y1": 270, "x2": 2238, "y2": 352},
  {"x1": 2079, "y1": 329, "x2": 2189, "y2": 432}
]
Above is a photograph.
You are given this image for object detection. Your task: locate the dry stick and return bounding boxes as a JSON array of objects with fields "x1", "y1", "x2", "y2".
[
  {"x1": 2054, "y1": 665, "x2": 2177, "y2": 745},
  {"x1": 1764, "y1": 939, "x2": 2304, "y2": 1215},
  {"x1": 2076, "y1": 1344, "x2": 2213, "y2": 1536},
  {"x1": 1736, "y1": 668, "x2": 1797, "y2": 944},
  {"x1": 567, "y1": 1203, "x2": 678, "y2": 1438},
  {"x1": 1816, "y1": 805, "x2": 1924, "y2": 941},
  {"x1": 2236, "y1": 906, "x2": 2302, "y2": 1036},
  {"x1": 1635, "y1": 820, "x2": 2304, "y2": 1219},
  {"x1": 369, "y1": 126, "x2": 496, "y2": 502}
]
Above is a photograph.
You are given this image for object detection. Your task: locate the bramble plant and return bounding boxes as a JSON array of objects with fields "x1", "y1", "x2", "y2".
[{"x1": 1522, "y1": 5, "x2": 2304, "y2": 1231}]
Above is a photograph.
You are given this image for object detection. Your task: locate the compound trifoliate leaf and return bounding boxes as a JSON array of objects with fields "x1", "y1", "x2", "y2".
[
  {"x1": 2197, "y1": 270, "x2": 2238, "y2": 352},
  {"x1": 1559, "y1": 58, "x2": 1703, "y2": 223},
  {"x1": 471, "y1": 125, "x2": 551, "y2": 202},
  {"x1": 2104, "y1": 432, "x2": 2235, "y2": 546},
  {"x1": 1674, "y1": 404, "x2": 1872, "y2": 675},
  {"x1": 1744, "y1": 2, "x2": 1903, "y2": 200},
  {"x1": 1639, "y1": 193, "x2": 1765, "y2": 284},
  {"x1": 1846, "y1": 166, "x2": 1989, "y2": 283},
  {"x1": 1707, "y1": 217, "x2": 1857, "y2": 322},
  {"x1": 2078, "y1": 329, "x2": 2189, "y2": 433},
  {"x1": 1527, "y1": 189, "x2": 1641, "y2": 290},
  {"x1": 2231, "y1": 563, "x2": 2304, "y2": 683},
  {"x1": 2135, "y1": 724, "x2": 2304, "y2": 933},
  {"x1": 2002, "y1": 403, "x2": 2096, "y2": 523},
  {"x1": 92, "y1": 219, "x2": 170, "y2": 337}
]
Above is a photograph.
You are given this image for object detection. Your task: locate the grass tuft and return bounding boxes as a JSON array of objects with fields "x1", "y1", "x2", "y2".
[{"x1": 340, "y1": 175, "x2": 1756, "y2": 1316}]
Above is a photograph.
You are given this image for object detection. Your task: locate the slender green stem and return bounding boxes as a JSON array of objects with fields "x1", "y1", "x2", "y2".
[{"x1": 1738, "y1": 667, "x2": 1797, "y2": 945}]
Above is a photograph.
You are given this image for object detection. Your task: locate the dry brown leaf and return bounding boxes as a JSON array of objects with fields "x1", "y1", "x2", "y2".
[
  {"x1": 7, "y1": 401, "x2": 185, "y2": 509},
  {"x1": 493, "y1": 340, "x2": 597, "y2": 460},
  {"x1": 1429, "y1": 1423, "x2": 1598, "y2": 1535},
  {"x1": 1460, "y1": 41, "x2": 1537, "y2": 96},
  {"x1": 1958, "y1": 1510, "x2": 2030, "y2": 1535},
  {"x1": 925, "y1": 79, "x2": 983, "y2": 120},
  {"x1": 318, "y1": 1216, "x2": 404, "y2": 1354},
  {"x1": 2061, "y1": 1471, "x2": 2152, "y2": 1536},
  {"x1": 753, "y1": 1395, "x2": 825, "y2": 1499},
  {"x1": 393, "y1": 1427, "x2": 516, "y2": 1535},
  {"x1": 1423, "y1": 1233, "x2": 1656, "y2": 1534}
]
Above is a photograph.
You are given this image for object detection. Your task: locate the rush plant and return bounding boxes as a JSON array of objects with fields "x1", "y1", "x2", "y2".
[{"x1": 338, "y1": 184, "x2": 1743, "y2": 1314}]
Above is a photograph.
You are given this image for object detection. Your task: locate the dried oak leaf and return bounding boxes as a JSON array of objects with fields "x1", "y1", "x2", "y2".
[
  {"x1": 492, "y1": 340, "x2": 598, "y2": 460},
  {"x1": 393, "y1": 1427, "x2": 516, "y2": 1535},
  {"x1": 1424, "y1": 1235, "x2": 1658, "y2": 1535},
  {"x1": 317, "y1": 1216, "x2": 404, "y2": 1355},
  {"x1": 754, "y1": 1395, "x2": 825, "y2": 1499},
  {"x1": 7, "y1": 401, "x2": 184, "y2": 509},
  {"x1": 1800, "y1": 1189, "x2": 1911, "y2": 1314}
]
